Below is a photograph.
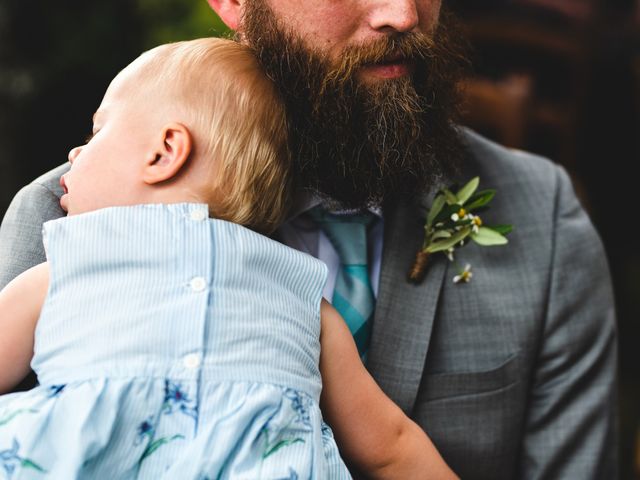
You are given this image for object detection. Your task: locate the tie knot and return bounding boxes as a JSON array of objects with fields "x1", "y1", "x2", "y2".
[
  {"x1": 306, "y1": 205, "x2": 375, "y2": 227},
  {"x1": 306, "y1": 206, "x2": 375, "y2": 265}
]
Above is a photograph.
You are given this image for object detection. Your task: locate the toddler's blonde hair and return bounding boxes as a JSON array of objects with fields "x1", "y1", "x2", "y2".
[{"x1": 135, "y1": 37, "x2": 291, "y2": 234}]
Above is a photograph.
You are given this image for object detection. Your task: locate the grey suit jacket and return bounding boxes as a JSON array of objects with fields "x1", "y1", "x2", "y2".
[{"x1": 0, "y1": 129, "x2": 617, "y2": 479}]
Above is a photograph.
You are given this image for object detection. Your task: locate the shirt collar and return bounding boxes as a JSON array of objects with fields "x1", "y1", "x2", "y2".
[{"x1": 286, "y1": 189, "x2": 383, "y2": 224}]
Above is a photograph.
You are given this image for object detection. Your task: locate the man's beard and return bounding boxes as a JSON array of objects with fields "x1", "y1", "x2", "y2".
[{"x1": 242, "y1": 0, "x2": 468, "y2": 209}]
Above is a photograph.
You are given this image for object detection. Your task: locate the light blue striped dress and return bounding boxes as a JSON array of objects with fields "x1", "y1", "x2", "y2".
[{"x1": 0, "y1": 204, "x2": 352, "y2": 479}]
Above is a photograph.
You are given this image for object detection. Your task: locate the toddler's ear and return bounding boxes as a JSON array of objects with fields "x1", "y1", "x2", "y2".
[{"x1": 143, "y1": 123, "x2": 193, "y2": 185}]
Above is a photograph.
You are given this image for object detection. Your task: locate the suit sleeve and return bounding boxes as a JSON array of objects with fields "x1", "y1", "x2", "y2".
[
  {"x1": 0, "y1": 181, "x2": 65, "y2": 290},
  {"x1": 519, "y1": 165, "x2": 618, "y2": 479}
]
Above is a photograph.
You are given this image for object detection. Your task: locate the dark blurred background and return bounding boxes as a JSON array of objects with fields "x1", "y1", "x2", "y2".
[{"x1": 0, "y1": 0, "x2": 638, "y2": 476}]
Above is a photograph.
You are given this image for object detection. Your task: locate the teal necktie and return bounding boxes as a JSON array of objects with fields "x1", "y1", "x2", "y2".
[{"x1": 308, "y1": 206, "x2": 376, "y2": 360}]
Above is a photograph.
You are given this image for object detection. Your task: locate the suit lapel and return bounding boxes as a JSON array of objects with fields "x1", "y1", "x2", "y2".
[{"x1": 367, "y1": 199, "x2": 448, "y2": 413}]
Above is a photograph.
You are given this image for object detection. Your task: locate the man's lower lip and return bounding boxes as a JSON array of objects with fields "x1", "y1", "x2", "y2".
[
  {"x1": 60, "y1": 194, "x2": 68, "y2": 212},
  {"x1": 361, "y1": 62, "x2": 412, "y2": 79}
]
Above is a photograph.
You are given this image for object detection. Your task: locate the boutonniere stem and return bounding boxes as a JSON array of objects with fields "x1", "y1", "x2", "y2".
[{"x1": 408, "y1": 177, "x2": 513, "y2": 284}]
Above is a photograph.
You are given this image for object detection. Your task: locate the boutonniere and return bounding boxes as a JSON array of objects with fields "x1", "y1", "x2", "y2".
[{"x1": 408, "y1": 177, "x2": 513, "y2": 284}]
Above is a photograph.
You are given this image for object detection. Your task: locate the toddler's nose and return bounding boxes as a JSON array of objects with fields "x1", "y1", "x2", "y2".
[{"x1": 68, "y1": 146, "x2": 82, "y2": 164}]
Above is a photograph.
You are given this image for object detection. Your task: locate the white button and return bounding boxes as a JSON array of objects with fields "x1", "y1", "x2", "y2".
[
  {"x1": 190, "y1": 209, "x2": 207, "y2": 221},
  {"x1": 190, "y1": 276, "x2": 206, "y2": 292},
  {"x1": 183, "y1": 353, "x2": 201, "y2": 369}
]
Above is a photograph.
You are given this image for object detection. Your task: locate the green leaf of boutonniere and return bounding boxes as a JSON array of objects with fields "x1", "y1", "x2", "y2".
[
  {"x1": 408, "y1": 177, "x2": 513, "y2": 284},
  {"x1": 443, "y1": 188, "x2": 458, "y2": 205},
  {"x1": 431, "y1": 230, "x2": 452, "y2": 241},
  {"x1": 455, "y1": 176, "x2": 480, "y2": 204},
  {"x1": 427, "y1": 226, "x2": 472, "y2": 253},
  {"x1": 488, "y1": 224, "x2": 514, "y2": 235},
  {"x1": 426, "y1": 194, "x2": 446, "y2": 228},
  {"x1": 471, "y1": 226, "x2": 509, "y2": 246},
  {"x1": 465, "y1": 189, "x2": 496, "y2": 211}
]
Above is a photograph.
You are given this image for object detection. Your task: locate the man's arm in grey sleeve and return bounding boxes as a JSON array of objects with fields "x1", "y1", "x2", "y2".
[
  {"x1": 0, "y1": 164, "x2": 69, "y2": 290},
  {"x1": 519, "y1": 165, "x2": 618, "y2": 479}
]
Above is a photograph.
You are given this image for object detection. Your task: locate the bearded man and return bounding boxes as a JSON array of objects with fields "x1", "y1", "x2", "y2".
[{"x1": 0, "y1": 0, "x2": 617, "y2": 478}]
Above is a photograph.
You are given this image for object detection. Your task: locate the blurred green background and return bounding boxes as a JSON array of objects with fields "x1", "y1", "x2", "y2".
[{"x1": 1, "y1": 0, "x2": 638, "y2": 477}]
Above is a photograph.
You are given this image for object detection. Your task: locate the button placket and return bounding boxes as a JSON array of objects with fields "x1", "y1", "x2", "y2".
[
  {"x1": 190, "y1": 276, "x2": 207, "y2": 292},
  {"x1": 183, "y1": 353, "x2": 201, "y2": 369},
  {"x1": 189, "y1": 209, "x2": 207, "y2": 222},
  {"x1": 180, "y1": 208, "x2": 210, "y2": 406},
  {"x1": 185, "y1": 274, "x2": 206, "y2": 372}
]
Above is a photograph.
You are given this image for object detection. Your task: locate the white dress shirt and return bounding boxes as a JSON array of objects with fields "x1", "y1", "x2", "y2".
[{"x1": 276, "y1": 195, "x2": 384, "y2": 301}]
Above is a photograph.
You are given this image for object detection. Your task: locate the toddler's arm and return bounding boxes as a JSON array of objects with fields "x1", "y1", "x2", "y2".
[
  {"x1": 319, "y1": 300, "x2": 458, "y2": 479},
  {"x1": 0, "y1": 262, "x2": 49, "y2": 393}
]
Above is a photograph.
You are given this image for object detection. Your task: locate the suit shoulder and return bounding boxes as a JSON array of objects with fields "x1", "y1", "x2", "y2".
[
  {"x1": 31, "y1": 163, "x2": 70, "y2": 197},
  {"x1": 4, "y1": 164, "x2": 68, "y2": 224},
  {"x1": 459, "y1": 127, "x2": 560, "y2": 191},
  {"x1": 456, "y1": 128, "x2": 585, "y2": 235}
]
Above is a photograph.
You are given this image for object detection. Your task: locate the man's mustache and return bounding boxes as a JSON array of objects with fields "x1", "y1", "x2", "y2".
[{"x1": 325, "y1": 32, "x2": 436, "y2": 85}]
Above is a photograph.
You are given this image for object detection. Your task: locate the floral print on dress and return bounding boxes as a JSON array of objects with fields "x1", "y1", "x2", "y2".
[
  {"x1": 47, "y1": 385, "x2": 66, "y2": 397},
  {"x1": 135, "y1": 380, "x2": 199, "y2": 463},
  {"x1": 283, "y1": 389, "x2": 312, "y2": 428},
  {"x1": 259, "y1": 389, "x2": 315, "y2": 460},
  {"x1": 134, "y1": 418, "x2": 155, "y2": 446},
  {"x1": 0, "y1": 439, "x2": 46, "y2": 478},
  {"x1": 135, "y1": 416, "x2": 185, "y2": 464},
  {"x1": 0, "y1": 385, "x2": 65, "y2": 428},
  {"x1": 260, "y1": 428, "x2": 305, "y2": 459},
  {"x1": 320, "y1": 421, "x2": 336, "y2": 447},
  {"x1": 163, "y1": 380, "x2": 198, "y2": 421}
]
